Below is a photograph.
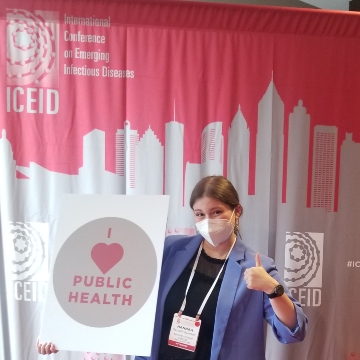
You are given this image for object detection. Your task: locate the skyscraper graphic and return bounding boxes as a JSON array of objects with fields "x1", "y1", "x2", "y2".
[
  {"x1": 178, "y1": 121, "x2": 225, "y2": 232},
  {"x1": 79, "y1": 130, "x2": 109, "y2": 193},
  {"x1": 0, "y1": 129, "x2": 16, "y2": 184},
  {"x1": 311, "y1": 125, "x2": 338, "y2": 212},
  {"x1": 183, "y1": 162, "x2": 201, "y2": 217},
  {"x1": 165, "y1": 119, "x2": 184, "y2": 202},
  {"x1": 0, "y1": 129, "x2": 17, "y2": 217},
  {"x1": 227, "y1": 105, "x2": 250, "y2": 203},
  {"x1": 201, "y1": 122, "x2": 224, "y2": 176},
  {"x1": 256, "y1": 79, "x2": 284, "y2": 201},
  {"x1": 165, "y1": 119, "x2": 184, "y2": 227},
  {"x1": 287, "y1": 100, "x2": 310, "y2": 206},
  {"x1": 115, "y1": 129, "x2": 125, "y2": 177},
  {"x1": 253, "y1": 80, "x2": 284, "y2": 256},
  {"x1": 135, "y1": 126, "x2": 163, "y2": 194},
  {"x1": 82, "y1": 129, "x2": 105, "y2": 170},
  {"x1": 338, "y1": 133, "x2": 360, "y2": 215},
  {"x1": 115, "y1": 121, "x2": 139, "y2": 193}
]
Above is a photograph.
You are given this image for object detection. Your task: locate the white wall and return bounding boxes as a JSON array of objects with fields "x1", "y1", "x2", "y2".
[
  {"x1": 305, "y1": 0, "x2": 348, "y2": 10},
  {"x1": 187, "y1": 0, "x2": 350, "y2": 11}
]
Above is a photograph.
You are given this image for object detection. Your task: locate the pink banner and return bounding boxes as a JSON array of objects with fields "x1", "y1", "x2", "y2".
[{"x1": 1, "y1": 0, "x2": 360, "y2": 359}]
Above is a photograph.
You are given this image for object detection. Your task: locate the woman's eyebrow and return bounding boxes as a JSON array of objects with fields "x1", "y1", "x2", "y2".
[{"x1": 193, "y1": 207, "x2": 222, "y2": 212}]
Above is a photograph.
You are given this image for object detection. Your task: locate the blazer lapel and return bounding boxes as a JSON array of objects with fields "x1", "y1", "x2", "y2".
[
  {"x1": 160, "y1": 235, "x2": 203, "y2": 304},
  {"x1": 152, "y1": 235, "x2": 203, "y2": 360},
  {"x1": 210, "y1": 238, "x2": 246, "y2": 360}
]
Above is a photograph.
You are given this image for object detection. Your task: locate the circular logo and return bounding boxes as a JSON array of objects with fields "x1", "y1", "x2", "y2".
[
  {"x1": 284, "y1": 232, "x2": 320, "y2": 287},
  {"x1": 7, "y1": 9, "x2": 56, "y2": 85},
  {"x1": 10, "y1": 222, "x2": 46, "y2": 281},
  {"x1": 53, "y1": 217, "x2": 157, "y2": 327}
]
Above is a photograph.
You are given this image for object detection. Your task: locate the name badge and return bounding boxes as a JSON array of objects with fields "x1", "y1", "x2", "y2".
[{"x1": 168, "y1": 313, "x2": 201, "y2": 352}]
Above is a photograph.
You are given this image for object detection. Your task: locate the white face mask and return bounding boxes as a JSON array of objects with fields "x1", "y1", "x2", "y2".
[{"x1": 195, "y1": 209, "x2": 235, "y2": 247}]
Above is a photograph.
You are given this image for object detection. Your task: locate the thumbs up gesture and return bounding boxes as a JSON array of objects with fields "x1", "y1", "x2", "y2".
[
  {"x1": 255, "y1": 252, "x2": 262, "y2": 267},
  {"x1": 244, "y1": 253, "x2": 279, "y2": 294}
]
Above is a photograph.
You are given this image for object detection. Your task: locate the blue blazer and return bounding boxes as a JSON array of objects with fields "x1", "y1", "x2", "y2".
[{"x1": 136, "y1": 234, "x2": 307, "y2": 360}]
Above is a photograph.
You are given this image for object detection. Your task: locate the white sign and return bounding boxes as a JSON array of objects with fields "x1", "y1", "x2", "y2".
[{"x1": 39, "y1": 194, "x2": 170, "y2": 356}]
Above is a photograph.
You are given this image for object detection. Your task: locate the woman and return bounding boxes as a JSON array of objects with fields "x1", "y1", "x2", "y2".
[
  {"x1": 38, "y1": 176, "x2": 307, "y2": 359},
  {"x1": 136, "y1": 176, "x2": 307, "y2": 360}
]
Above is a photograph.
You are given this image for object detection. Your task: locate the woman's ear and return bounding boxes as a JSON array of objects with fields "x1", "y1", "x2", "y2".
[{"x1": 236, "y1": 204, "x2": 243, "y2": 218}]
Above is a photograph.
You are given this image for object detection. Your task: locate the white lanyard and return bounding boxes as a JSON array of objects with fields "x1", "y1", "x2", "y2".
[{"x1": 178, "y1": 239, "x2": 236, "y2": 320}]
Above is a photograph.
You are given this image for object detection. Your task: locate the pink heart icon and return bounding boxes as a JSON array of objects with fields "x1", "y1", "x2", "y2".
[{"x1": 91, "y1": 243, "x2": 124, "y2": 274}]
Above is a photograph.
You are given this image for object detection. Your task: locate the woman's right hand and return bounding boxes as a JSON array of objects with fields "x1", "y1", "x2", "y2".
[{"x1": 37, "y1": 338, "x2": 59, "y2": 355}]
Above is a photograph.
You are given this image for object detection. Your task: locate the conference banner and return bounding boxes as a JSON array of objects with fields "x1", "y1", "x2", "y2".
[{"x1": 1, "y1": 0, "x2": 360, "y2": 359}]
